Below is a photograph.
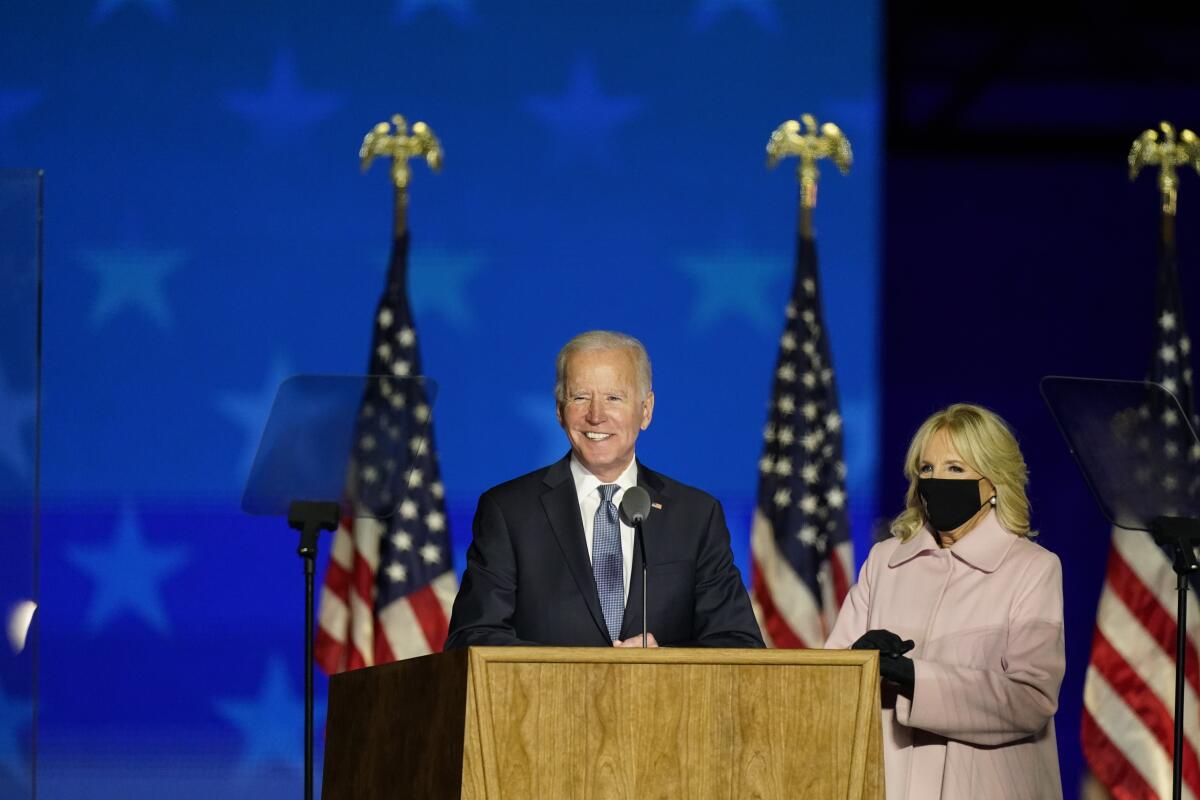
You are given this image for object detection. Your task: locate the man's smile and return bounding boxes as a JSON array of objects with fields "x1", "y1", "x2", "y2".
[{"x1": 584, "y1": 431, "x2": 613, "y2": 441}]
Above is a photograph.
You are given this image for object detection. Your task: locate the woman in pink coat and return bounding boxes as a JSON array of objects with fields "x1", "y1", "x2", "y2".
[{"x1": 826, "y1": 403, "x2": 1064, "y2": 799}]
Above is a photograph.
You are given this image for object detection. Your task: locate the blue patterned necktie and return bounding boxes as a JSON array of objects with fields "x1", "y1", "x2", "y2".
[{"x1": 592, "y1": 484, "x2": 624, "y2": 641}]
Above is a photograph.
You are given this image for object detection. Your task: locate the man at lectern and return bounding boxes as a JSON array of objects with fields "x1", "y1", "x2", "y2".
[{"x1": 446, "y1": 330, "x2": 764, "y2": 650}]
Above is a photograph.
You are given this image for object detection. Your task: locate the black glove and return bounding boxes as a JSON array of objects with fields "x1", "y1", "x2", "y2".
[
  {"x1": 879, "y1": 651, "x2": 915, "y2": 692},
  {"x1": 850, "y1": 629, "x2": 915, "y2": 658},
  {"x1": 851, "y1": 629, "x2": 916, "y2": 693}
]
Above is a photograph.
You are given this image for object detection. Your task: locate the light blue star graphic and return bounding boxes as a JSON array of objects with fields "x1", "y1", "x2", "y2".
[
  {"x1": 525, "y1": 58, "x2": 644, "y2": 164},
  {"x1": 409, "y1": 247, "x2": 484, "y2": 331},
  {"x1": 691, "y1": 0, "x2": 779, "y2": 31},
  {"x1": 216, "y1": 359, "x2": 293, "y2": 479},
  {"x1": 65, "y1": 503, "x2": 189, "y2": 635},
  {"x1": 223, "y1": 51, "x2": 343, "y2": 138},
  {"x1": 394, "y1": 0, "x2": 474, "y2": 24},
  {"x1": 78, "y1": 246, "x2": 185, "y2": 328},
  {"x1": 0, "y1": 90, "x2": 40, "y2": 129},
  {"x1": 215, "y1": 655, "x2": 325, "y2": 775},
  {"x1": 515, "y1": 395, "x2": 569, "y2": 468},
  {"x1": 92, "y1": 0, "x2": 174, "y2": 22},
  {"x1": 0, "y1": 676, "x2": 32, "y2": 785},
  {"x1": 0, "y1": 360, "x2": 35, "y2": 480},
  {"x1": 677, "y1": 250, "x2": 789, "y2": 334}
]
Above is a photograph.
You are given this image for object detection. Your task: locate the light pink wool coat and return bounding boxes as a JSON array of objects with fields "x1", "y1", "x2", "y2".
[{"x1": 826, "y1": 511, "x2": 1064, "y2": 799}]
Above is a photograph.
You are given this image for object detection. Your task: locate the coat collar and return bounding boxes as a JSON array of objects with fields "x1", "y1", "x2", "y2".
[
  {"x1": 541, "y1": 452, "x2": 668, "y2": 496},
  {"x1": 887, "y1": 510, "x2": 1018, "y2": 574},
  {"x1": 541, "y1": 454, "x2": 607, "y2": 639}
]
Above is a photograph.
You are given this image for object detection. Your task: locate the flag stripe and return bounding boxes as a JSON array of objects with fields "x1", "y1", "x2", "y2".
[
  {"x1": 1085, "y1": 661, "x2": 1199, "y2": 800},
  {"x1": 751, "y1": 510, "x2": 824, "y2": 646},
  {"x1": 1090, "y1": 626, "x2": 1200, "y2": 792},
  {"x1": 831, "y1": 541, "x2": 852, "y2": 617},
  {"x1": 407, "y1": 583, "x2": 450, "y2": 652},
  {"x1": 378, "y1": 597, "x2": 433, "y2": 660},
  {"x1": 1106, "y1": 545, "x2": 1200, "y2": 696},
  {"x1": 751, "y1": 554, "x2": 807, "y2": 649},
  {"x1": 1082, "y1": 706, "x2": 1165, "y2": 800},
  {"x1": 373, "y1": 617, "x2": 396, "y2": 666},
  {"x1": 1113, "y1": 529, "x2": 1200, "y2": 644}
]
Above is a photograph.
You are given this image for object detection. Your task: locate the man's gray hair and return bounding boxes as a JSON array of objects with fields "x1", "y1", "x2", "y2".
[{"x1": 554, "y1": 330, "x2": 653, "y2": 403}]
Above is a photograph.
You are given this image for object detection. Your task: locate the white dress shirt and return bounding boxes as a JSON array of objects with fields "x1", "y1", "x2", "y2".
[{"x1": 569, "y1": 454, "x2": 638, "y2": 603}]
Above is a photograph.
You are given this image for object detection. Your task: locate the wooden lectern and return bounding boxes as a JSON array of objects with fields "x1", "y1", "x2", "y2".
[{"x1": 324, "y1": 647, "x2": 883, "y2": 799}]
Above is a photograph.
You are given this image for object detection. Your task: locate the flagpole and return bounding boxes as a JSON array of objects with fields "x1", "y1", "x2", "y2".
[
  {"x1": 752, "y1": 116, "x2": 855, "y2": 650},
  {"x1": 305, "y1": 113, "x2": 441, "y2": 800},
  {"x1": 1129, "y1": 120, "x2": 1200, "y2": 800},
  {"x1": 766, "y1": 114, "x2": 853, "y2": 240}
]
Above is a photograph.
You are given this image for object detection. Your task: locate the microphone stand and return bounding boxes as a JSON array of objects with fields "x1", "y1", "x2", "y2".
[{"x1": 635, "y1": 518, "x2": 647, "y2": 648}]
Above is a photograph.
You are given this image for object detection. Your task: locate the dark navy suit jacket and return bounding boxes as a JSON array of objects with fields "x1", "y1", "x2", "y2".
[{"x1": 445, "y1": 455, "x2": 764, "y2": 649}]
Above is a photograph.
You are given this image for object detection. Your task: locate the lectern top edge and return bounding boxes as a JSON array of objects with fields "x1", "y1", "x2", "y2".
[{"x1": 465, "y1": 645, "x2": 877, "y2": 667}]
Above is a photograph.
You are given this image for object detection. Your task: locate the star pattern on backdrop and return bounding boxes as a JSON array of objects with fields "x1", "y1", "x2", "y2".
[
  {"x1": 214, "y1": 655, "x2": 324, "y2": 775},
  {"x1": 525, "y1": 57, "x2": 644, "y2": 164},
  {"x1": 92, "y1": 0, "x2": 174, "y2": 23},
  {"x1": 216, "y1": 358, "x2": 293, "y2": 479},
  {"x1": 0, "y1": 360, "x2": 35, "y2": 479},
  {"x1": 691, "y1": 0, "x2": 779, "y2": 31},
  {"x1": 515, "y1": 394, "x2": 569, "y2": 468},
  {"x1": 0, "y1": 90, "x2": 40, "y2": 129},
  {"x1": 78, "y1": 246, "x2": 185, "y2": 328},
  {"x1": 223, "y1": 51, "x2": 343, "y2": 138},
  {"x1": 393, "y1": 0, "x2": 475, "y2": 25},
  {"x1": 64, "y1": 503, "x2": 189, "y2": 635},
  {"x1": 677, "y1": 249, "x2": 788, "y2": 334},
  {"x1": 0, "y1": 676, "x2": 31, "y2": 785}
]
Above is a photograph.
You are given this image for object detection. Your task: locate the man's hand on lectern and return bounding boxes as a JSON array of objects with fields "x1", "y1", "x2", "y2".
[{"x1": 613, "y1": 632, "x2": 659, "y2": 648}]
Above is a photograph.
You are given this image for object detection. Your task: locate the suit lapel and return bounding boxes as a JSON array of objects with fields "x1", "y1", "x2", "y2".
[
  {"x1": 619, "y1": 463, "x2": 669, "y2": 639},
  {"x1": 540, "y1": 455, "x2": 609, "y2": 641}
]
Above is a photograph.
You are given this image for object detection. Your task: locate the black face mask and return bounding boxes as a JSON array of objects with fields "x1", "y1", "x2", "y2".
[{"x1": 917, "y1": 478, "x2": 993, "y2": 532}]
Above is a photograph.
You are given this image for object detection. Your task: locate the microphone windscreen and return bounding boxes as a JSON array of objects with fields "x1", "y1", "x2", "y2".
[{"x1": 620, "y1": 486, "x2": 652, "y2": 525}]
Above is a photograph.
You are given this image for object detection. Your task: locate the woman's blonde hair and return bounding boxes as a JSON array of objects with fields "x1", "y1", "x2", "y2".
[{"x1": 892, "y1": 403, "x2": 1033, "y2": 541}]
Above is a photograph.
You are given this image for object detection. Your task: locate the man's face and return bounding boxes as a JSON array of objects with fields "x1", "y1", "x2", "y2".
[{"x1": 556, "y1": 347, "x2": 654, "y2": 482}]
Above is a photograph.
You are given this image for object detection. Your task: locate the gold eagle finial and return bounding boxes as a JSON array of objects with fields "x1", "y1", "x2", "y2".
[
  {"x1": 767, "y1": 114, "x2": 852, "y2": 236},
  {"x1": 1129, "y1": 121, "x2": 1200, "y2": 216},
  {"x1": 360, "y1": 114, "x2": 443, "y2": 235}
]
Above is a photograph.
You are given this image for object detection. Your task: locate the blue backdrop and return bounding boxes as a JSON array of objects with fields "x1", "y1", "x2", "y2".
[{"x1": 1, "y1": 2, "x2": 879, "y2": 797}]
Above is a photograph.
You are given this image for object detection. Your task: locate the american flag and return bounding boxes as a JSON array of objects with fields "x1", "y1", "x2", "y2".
[
  {"x1": 1082, "y1": 220, "x2": 1200, "y2": 797},
  {"x1": 750, "y1": 233, "x2": 854, "y2": 648},
  {"x1": 315, "y1": 233, "x2": 458, "y2": 672}
]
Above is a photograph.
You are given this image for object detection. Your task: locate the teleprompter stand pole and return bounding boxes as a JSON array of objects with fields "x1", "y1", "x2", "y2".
[
  {"x1": 1152, "y1": 516, "x2": 1200, "y2": 800},
  {"x1": 288, "y1": 500, "x2": 341, "y2": 800}
]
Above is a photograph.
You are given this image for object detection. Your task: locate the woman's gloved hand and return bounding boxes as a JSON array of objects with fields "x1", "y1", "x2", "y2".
[
  {"x1": 879, "y1": 652, "x2": 915, "y2": 691},
  {"x1": 851, "y1": 629, "x2": 916, "y2": 692},
  {"x1": 850, "y1": 629, "x2": 915, "y2": 658}
]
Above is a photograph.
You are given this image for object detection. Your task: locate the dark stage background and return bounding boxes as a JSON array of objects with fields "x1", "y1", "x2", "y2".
[
  {"x1": 884, "y1": 5, "x2": 1200, "y2": 797},
  {"x1": 0, "y1": 1, "x2": 879, "y2": 798}
]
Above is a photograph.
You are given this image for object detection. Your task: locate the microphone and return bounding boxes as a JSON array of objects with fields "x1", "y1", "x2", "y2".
[
  {"x1": 620, "y1": 487, "x2": 653, "y2": 648},
  {"x1": 619, "y1": 486, "x2": 651, "y2": 525}
]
